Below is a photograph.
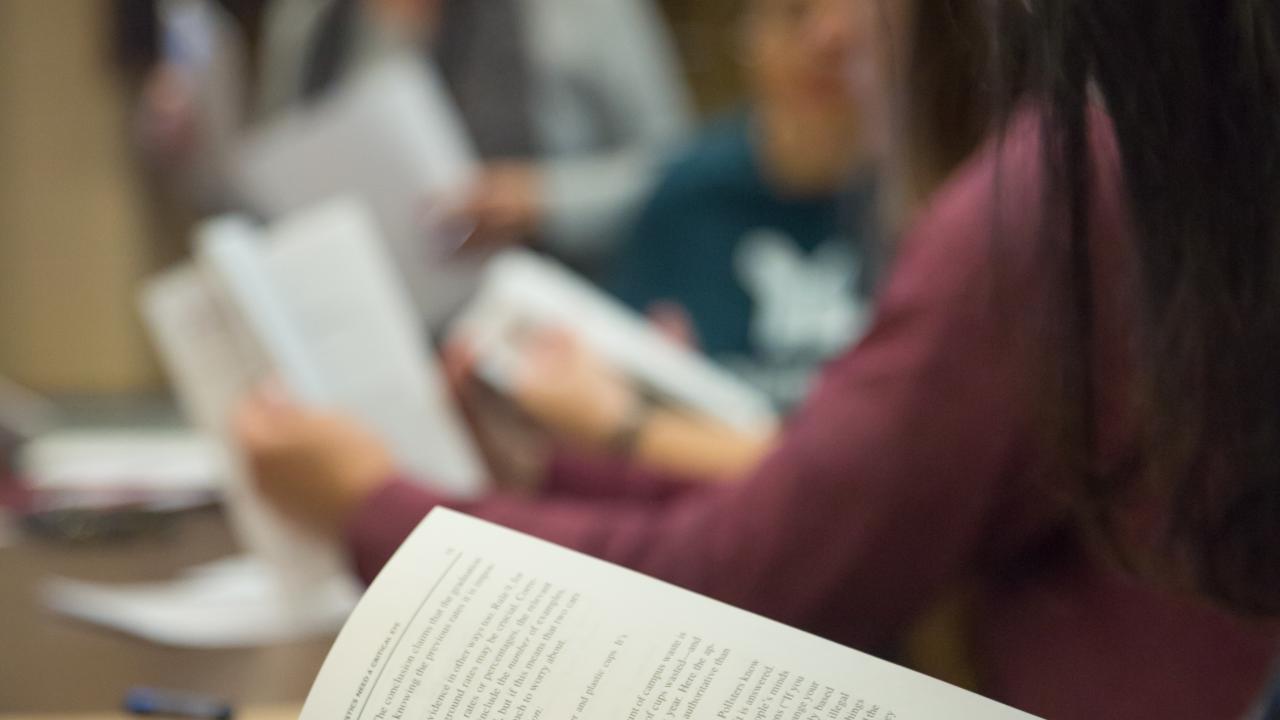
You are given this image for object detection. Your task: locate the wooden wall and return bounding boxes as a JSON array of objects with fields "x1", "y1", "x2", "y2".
[
  {"x1": 661, "y1": 0, "x2": 747, "y2": 114},
  {"x1": 0, "y1": 0, "x2": 163, "y2": 394}
]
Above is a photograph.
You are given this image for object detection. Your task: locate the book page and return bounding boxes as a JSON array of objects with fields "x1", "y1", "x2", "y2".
[
  {"x1": 301, "y1": 509, "x2": 1038, "y2": 720},
  {"x1": 452, "y1": 251, "x2": 777, "y2": 433},
  {"x1": 261, "y1": 199, "x2": 485, "y2": 496},
  {"x1": 199, "y1": 199, "x2": 485, "y2": 498},
  {"x1": 139, "y1": 266, "x2": 353, "y2": 586},
  {"x1": 235, "y1": 56, "x2": 482, "y2": 327}
]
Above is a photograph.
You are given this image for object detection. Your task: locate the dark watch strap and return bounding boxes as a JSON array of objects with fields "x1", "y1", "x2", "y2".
[{"x1": 606, "y1": 393, "x2": 656, "y2": 457}]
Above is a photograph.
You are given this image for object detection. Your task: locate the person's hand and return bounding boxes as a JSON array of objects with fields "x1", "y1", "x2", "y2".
[
  {"x1": 442, "y1": 342, "x2": 552, "y2": 495},
  {"x1": 232, "y1": 385, "x2": 394, "y2": 535},
  {"x1": 646, "y1": 301, "x2": 699, "y2": 349},
  {"x1": 505, "y1": 327, "x2": 640, "y2": 448},
  {"x1": 452, "y1": 162, "x2": 545, "y2": 251}
]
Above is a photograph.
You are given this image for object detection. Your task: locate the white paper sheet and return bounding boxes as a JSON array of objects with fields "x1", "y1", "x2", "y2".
[
  {"x1": 234, "y1": 56, "x2": 481, "y2": 326},
  {"x1": 452, "y1": 250, "x2": 778, "y2": 432},
  {"x1": 19, "y1": 429, "x2": 220, "y2": 495},
  {"x1": 142, "y1": 199, "x2": 484, "y2": 597},
  {"x1": 199, "y1": 199, "x2": 485, "y2": 497},
  {"x1": 141, "y1": 263, "x2": 350, "y2": 588},
  {"x1": 44, "y1": 555, "x2": 358, "y2": 648}
]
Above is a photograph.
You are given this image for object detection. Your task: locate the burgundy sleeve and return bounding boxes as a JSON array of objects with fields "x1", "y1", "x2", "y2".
[
  {"x1": 346, "y1": 451, "x2": 710, "y2": 581},
  {"x1": 539, "y1": 447, "x2": 705, "y2": 501},
  {"x1": 347, "y1": 124, "x2": 1062, "y2": 650}
]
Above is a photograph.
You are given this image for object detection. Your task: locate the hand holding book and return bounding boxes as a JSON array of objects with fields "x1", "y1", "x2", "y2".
[{"x1": 234, "y1": 384, "x2": 394, "y2": 535}]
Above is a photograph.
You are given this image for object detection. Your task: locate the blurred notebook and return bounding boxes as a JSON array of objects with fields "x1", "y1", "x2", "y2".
[
  {"x1": 234, "y1": 56, "x2": 479, "y2": 327},
  {"x1": 141, "y1": 197, "x2": 484, "y2": 593},
  {"x1": 452, "y1": 250, "x2": 777, "y2": 433},
  {"x1": 0, "y1": 375, "x2": 54, "y2": 468}
]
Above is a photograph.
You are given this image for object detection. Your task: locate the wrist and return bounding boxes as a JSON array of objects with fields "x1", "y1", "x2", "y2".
[
  {"x1": 604, "y1": 392, "x2": 656, "y2": 457},
  {"x1": 329, "y1": 463, "x2": 394, "y2": 531}
]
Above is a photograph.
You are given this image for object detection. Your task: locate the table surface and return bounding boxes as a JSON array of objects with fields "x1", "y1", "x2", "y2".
[{"x1": 0, "y1": 507, "x2": 333, "y2": 714}]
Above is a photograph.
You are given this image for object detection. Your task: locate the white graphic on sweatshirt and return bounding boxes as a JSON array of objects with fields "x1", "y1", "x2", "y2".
[{"x1": 730, "y1": 229, "x2": 870, "y2": 406}]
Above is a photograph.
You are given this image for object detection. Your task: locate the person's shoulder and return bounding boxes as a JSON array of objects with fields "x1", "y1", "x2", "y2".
[
  {"x1": 910, "y1": 104, "x2": 1122, "y2": 254},
  {"x1": 650, "y1": 112, "x2": 760, "y2": 201},
  {"x1": 883, "y1": 103, "x2": 1127, "y2": 324}
]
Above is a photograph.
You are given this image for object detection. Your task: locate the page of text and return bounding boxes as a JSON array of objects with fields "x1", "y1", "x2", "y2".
[{"x1": 300, "y1": 509, "x2": 1038, "y2": 720}]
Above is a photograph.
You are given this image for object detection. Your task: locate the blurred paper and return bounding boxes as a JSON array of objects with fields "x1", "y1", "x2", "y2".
[
  {"x1": 142, "y1": 254, "x2": 343, "y2": 587},
  {"x1": 235, "y1": 56, "x2": 480, "y2": 326},
  {"x1": 453, "y1": 250, "x2": 778, "y2": 432},
  {"x1": 198, "y1": 198, "x2": 486, "y2": 496},
  {"x1": 43, "y1": 555, "x2": 358, "y2": 647},
  {"x1": 141, "y1": 198, "x2": 484, "y2": 591},
  {"x1": 19, "y1": 430, "x2": 219, "y2": 494}
]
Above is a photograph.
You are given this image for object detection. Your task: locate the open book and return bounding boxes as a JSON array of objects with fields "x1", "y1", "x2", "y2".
[
  {"x1": 302, "y1": 509, "x2": 1038, "y2": 720},
  {"x1": 141, "y1": 198, "x2": 484, "y2": 587},
  {"x1": 451, "y1": 250, "x2": 778, "y2": 433}
]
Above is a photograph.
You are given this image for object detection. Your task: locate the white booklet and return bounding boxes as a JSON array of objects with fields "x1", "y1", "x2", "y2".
[
  {"x1": 451, "y1": 250, "x2": 778, "y2": 433},
  {"x1": 142, "y1": 198, "x2": 485, "y2": 587},
  {"x1": 301, "y1": 508, "x2": 1038, "y2": 720},
  {"x1": 234, "y1": 56, "x2": 480, "y2": 327}
]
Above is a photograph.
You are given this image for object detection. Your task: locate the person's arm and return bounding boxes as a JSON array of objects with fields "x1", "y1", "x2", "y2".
[
  {"x1": 244, "y1": 121, "x2": 1077, "y2": 647},
  {"x1": 532, "y1": 0, "x2": 695, "y2": 257},
  {"x1": 623, "y1": 404, "x2": 775, "y2": 480},
  {"x1": 245, "y1": 133, "x2": 1047, "y2": 649},
  {"x1": 493, "y1": 326, "x2": 775, "y2": 481},
  {"x1": 347, "y1": 210, "x2": 1033, "y2": 647}
]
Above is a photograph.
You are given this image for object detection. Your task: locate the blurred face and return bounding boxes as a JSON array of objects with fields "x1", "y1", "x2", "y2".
[
  {"x1": 745, "y1": 0, "x2": 872, "y2": 115},
  {"x1": 369, "y1": 0, "x2": 444, "y2": 40}
]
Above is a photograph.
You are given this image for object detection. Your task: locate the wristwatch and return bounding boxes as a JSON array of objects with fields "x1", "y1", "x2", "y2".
[{"x1": 606, "y1": 392, "x2": 656, "y2": 456}]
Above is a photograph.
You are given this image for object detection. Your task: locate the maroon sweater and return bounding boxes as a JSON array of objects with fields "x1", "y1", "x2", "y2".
[{"x1": 345, "y1": 114, "x2": 1279, "y2": 718}]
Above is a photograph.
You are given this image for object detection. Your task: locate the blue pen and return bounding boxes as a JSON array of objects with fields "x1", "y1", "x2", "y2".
[{"x1": 124, "y1": 686, "x2": 234, "y2": 720}]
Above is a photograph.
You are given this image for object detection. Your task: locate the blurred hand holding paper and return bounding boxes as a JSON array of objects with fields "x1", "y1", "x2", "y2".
[
  {"x1": 44, "y1": 556, "x2": 356, "y2": 648},
  {"x1": 193, "y1": 200, "x2": 485, "y2": 496},
  {"x1": 452, "y1": 250, "x2": 778, "y2": 434}
]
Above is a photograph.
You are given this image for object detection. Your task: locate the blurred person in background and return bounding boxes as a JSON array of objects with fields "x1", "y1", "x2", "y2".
[
  {"x1": 257, "y1": 0, "x2": 694, "y2": 269},
  {"x1": 613, "y1": 0, "x2": 881, "y2": 410},
  {"x1": 449, "y1": 0, "x2": 990, "y2": 479},
  {"x1": 235, "y1": 0, "x2": 1280, "y2": 717},
  {"x1": 113, "y1": 0, "x2": 268, "y2": 258}
]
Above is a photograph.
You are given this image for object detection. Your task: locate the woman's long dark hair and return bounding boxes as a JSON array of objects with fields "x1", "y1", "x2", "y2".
[{"x1": 998, "y1": 0, "x2": 1280, "y2": 614}]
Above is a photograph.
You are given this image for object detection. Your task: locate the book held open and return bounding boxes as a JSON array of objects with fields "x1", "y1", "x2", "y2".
[
  {"x1": 302, "y1": 508, "x2": 1038, "y2": 720},
  {"x1": 142, "y1": 198, "x2": 484, "y2": 589}
]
